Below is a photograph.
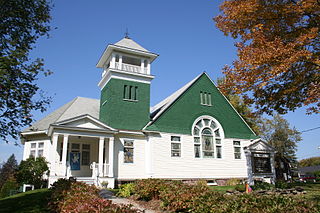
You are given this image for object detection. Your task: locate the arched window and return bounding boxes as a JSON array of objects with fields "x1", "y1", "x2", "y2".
[{"x1": 193, "y1": 117, "x2": 222, "y2": 159}]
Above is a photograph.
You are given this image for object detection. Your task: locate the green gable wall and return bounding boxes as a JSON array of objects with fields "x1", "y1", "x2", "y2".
[
  {"x1": 100, "y1": 78, "x2": 150, "y2": 130},
  {"x1": 146, "y1": 74, "x2": 257, "y2": 139}
]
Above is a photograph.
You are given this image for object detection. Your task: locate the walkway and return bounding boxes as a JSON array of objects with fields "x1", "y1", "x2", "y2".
[{"x1": 99, "y1": 189, "x2": 157, "y2": 213}]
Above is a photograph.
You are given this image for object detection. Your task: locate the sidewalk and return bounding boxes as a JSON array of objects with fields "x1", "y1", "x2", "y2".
[{"x1": 99, "y1": 189, "x2": 157, "y2": 213}]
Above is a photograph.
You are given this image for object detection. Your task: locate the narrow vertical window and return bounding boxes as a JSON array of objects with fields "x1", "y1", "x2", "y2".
[
  {"x1": 204, "y1": 92, "x2": 207, "y2": 105},
  {"x1": 202, "y1": 128, "x2": 214, "y2": 158},
  {"x1": 208, "y1": 93, "x2": 212, "y2": 106},
  {"x1": 124, "y1": 140, "x2": 134, "y2": 163},
  {"x1": 38, "y1": 142, "x2": 44, "y2": 157},
  {"x1": 134, "y1": 86, "x2": 138, "y2": 100},
  {"x1": 171, "y1": 136, "x2": 181, "y2": 157},
  {"x1": 200, "y1": 91, "x2": 212, "y2": 106},
  {"x1": 30, "y1": 143, "x2": 36, "y2": 158},
  {"x1": 82, "y1": 144, "x2": 90, "y2": 165},
  {"x1": 194, "y1": 144, "x2": 201, "y2": 158},
  {"x1": 123, "y1": 85, "x2": 127, "y2": 99},
  {"x1": 129, "y1": 86, "x2": 132, "y2": 100},
  {"x1": 233, "y1": 141, "x2": 241, "y2": 159}
]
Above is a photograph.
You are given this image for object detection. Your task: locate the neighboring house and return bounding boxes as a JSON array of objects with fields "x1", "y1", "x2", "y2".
[
  {"x1": 298, "y1": 165, "x2": 320, "y2": 177},
  {"x1": 20, "y1": 37, "x2": 276, "y2": 188}
]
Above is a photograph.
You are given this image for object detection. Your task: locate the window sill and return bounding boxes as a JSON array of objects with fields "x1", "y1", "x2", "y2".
[{"x1": 123, "y1": 99, "x2": 138, "y2": 102}]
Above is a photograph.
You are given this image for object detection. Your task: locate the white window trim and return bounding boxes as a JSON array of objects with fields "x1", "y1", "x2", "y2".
[
  {"x1": 29, "y1": 142, "x2": 44, "y2": 158},
  {"x1": 192, "y1": 116, "x2": 224, "y2": 159},
  {"x1": 233, "y1": 141, "x2": 242, "y2": 159},
  {"x1": 170, "y1": 136, "x2": 181, "y2": 158},
  {"x1": 123, "y1": 139, "x2": 134, "y2": 164}
]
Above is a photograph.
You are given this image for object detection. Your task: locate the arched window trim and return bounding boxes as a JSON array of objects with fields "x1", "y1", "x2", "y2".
[{"x1": 192, "y1": 116, "x2": 224, "y2": 159}]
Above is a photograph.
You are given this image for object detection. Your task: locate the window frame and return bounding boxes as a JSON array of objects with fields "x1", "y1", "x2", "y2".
[
  {"x1": 192, "y1": 117, "x2": 223, "y2": 159},
  {"x1": 29, "y1": 142, "x2": 44, "y2": 158},
  {"x1": 200, "y1": 91, "x2": 212, "y2": 106},
  {"x1": 171, "y1": 136, "x2": 181, "y2": 157},
  {"x1": 81, "y1": 144, "x2": 91, "y2": 166},
  {"x1": 123, "y1": 140, "x2": 134, "y2": 163},
  {"x1": 233, "y1": 141, "x2": 242, "y2": 159},
  {"x1": 123, "y1": 85, "x2": 138, "y2": 101}
]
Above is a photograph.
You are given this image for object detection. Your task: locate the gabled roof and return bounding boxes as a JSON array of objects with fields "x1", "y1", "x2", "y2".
[
  {"x1": 114, "y1": 37, "x2": 149, "y2": 52},
  {"x1": 244, "y1": 139, "x2": 275, "y2": 152},
  {"x1": 147, "y1": 73, "x2": 204, "y2": 126},
  {"x1": 23, "y1": 97, "x2": 100, "y2": 133}
]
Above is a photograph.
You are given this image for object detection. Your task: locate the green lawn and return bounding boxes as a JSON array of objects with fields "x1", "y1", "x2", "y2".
[
  {"x1": 0, "y1": 188, "x2": 51, "y2": 213},
  {"x1": 209, "y1": 185, "x2": 238, "y2": 193},
  {"x1": 292, "y1": 182, "x2": 320, "y2": 203}
]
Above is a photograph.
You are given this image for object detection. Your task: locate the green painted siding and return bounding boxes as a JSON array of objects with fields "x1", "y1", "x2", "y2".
[
  {"x1": 146, "y1": 74, "x2": 257, "y2": 139},
  {"x1": 100, "y1": 78, "x2": 150, "y2": 130}
]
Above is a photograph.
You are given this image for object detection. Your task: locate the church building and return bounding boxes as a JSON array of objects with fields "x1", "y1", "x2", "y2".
[{"x1": 21, "y1": 37, "x2": 276, "y2": 188}]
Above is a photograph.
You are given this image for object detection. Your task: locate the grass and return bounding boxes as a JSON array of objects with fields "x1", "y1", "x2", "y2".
[
  {"x1": 292, "y1": 182, "x2": 320, "y2": 203},
  {"x1": 209, "y1": 185, "x2": 238, "y2": 193},
  {"x1": 0, "y1": 188, "x2": 51, "y2": 213}
]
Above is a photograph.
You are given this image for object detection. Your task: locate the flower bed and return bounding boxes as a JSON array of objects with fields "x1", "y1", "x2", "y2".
[
  {"x1": 118, "y1": 179, "x2": 320, "y2": 213},
  {"x1": 48, "y1": 179, "x2": 141, "y2": 213}
]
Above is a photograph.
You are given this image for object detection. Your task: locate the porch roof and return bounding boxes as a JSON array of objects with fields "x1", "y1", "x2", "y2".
[{"x1": 23, "y1": 97, "x2": 100, "y2": 133}]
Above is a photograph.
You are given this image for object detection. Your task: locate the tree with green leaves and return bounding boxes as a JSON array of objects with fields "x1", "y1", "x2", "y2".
[
  {"x1": 299, "y1": 157, "x2": 320, "y2": 167},
  {"x1": 0, "y1": 154, "x2": 18, "y2": 189},
  {"x1": 0, "y1": 0, "x2": 53, "y2": 143},
  {"x1": 16, "y1": 157, "x2": 49, "y2": 189},
  {"x1": 261, "y1": 114, "x2": 301, "y2": 180}
]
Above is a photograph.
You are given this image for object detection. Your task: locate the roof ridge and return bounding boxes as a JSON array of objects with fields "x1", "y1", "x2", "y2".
[{"x1": 54, "y1": 97, "x2": 79, "y2": 123}]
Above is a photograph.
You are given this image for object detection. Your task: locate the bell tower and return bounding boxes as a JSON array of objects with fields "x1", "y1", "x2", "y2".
[{"x1": 96, "y1": 36, "x2": 158, "y2": 130}]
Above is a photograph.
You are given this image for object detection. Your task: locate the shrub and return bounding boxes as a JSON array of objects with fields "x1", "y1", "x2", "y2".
[
  {"x1": 133, "y1": 179, "x2": 173, "y2": 201},
  {"x1": 117, "y1": 183, "x2": 135, "y2": 198},
  {"x1": 126, "y1": 179, "x2": 320, "y2": 212},
  {"x1": 101, "y1": 181, "x2": 108, "y2": 188},
  {"x1": 226, "y1": 178, "x2": 241, "y2": 186},
  {"x1": 234, "y1": 184, "x2": 246, "y2": 192},
  {"x1": 251, "y1": 181, "x2": 275, "y2": 191},
  {"x1": 0, "y1": 176, "x2": 18, "y2": 198},
  {"x1": 49, "y1": 179, "x2": 141, "y2": 213},
  {"x1": 275, "y1": 181, "x2": 291, "y2": 189},
  {"x1": 16, "y1": 157, "x2": 49, "y2": 189}
]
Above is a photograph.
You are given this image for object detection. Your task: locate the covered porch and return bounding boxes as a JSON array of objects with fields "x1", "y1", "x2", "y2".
[{"x1": 47, "y1": 114, "x2": 117, "y2": 188}]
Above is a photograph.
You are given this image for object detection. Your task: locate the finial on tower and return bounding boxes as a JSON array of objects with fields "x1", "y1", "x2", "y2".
[{"x1": 125, "y1": 28, "x2": 130, "y2": 39}]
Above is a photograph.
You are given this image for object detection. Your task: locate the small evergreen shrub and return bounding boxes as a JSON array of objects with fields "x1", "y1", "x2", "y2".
[{"x1": 117, "y1": 183, "x2": 135, "y2": 198}]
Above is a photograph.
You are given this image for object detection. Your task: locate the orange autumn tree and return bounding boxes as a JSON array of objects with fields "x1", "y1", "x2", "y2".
[{"x1": 214, "y1": 0, "x2": 320, "y2": 114}]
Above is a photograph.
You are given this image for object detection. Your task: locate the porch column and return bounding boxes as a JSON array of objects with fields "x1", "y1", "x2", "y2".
[
  {"x1": 98, "y1": 137, "x2": 104, "y2": 177},
  {"x1": 51, "y1": 134, "x2": 59, "y2": 176},
  {"x1": 61, "y1": 134, "x2": 69, "y2": 176},
  {"x1": 140, "y1": 59, "x2": 145, "y2": 74},
  {"x1": 108, "y1": 137, "x2": 114, "y2": 177}
]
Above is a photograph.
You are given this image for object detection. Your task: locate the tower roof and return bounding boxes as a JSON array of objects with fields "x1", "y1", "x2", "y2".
[
  {"x1": 96, "y1": 37, "x2": 158, "y2": 68},
  {"x1": 114, "y1": 37, "x2": 149, "y2": 52}
]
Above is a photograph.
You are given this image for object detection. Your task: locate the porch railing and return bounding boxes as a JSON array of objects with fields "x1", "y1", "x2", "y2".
[
  {"x1": 90, "y1": 162, "x2": 109, "y2": 178},
  {"x1": 115, "y1": 62, "x2": 147, "y2": 74}
]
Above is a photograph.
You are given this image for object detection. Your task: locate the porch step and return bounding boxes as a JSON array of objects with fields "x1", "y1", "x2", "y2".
[{"x1": 76, "y1": 177, "x2": 95, "y2": 185}]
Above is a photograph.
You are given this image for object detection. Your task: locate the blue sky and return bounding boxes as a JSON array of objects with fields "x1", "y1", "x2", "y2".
[{"x1": 1, "y1": 0, "x2": 319, "y2": 163}]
